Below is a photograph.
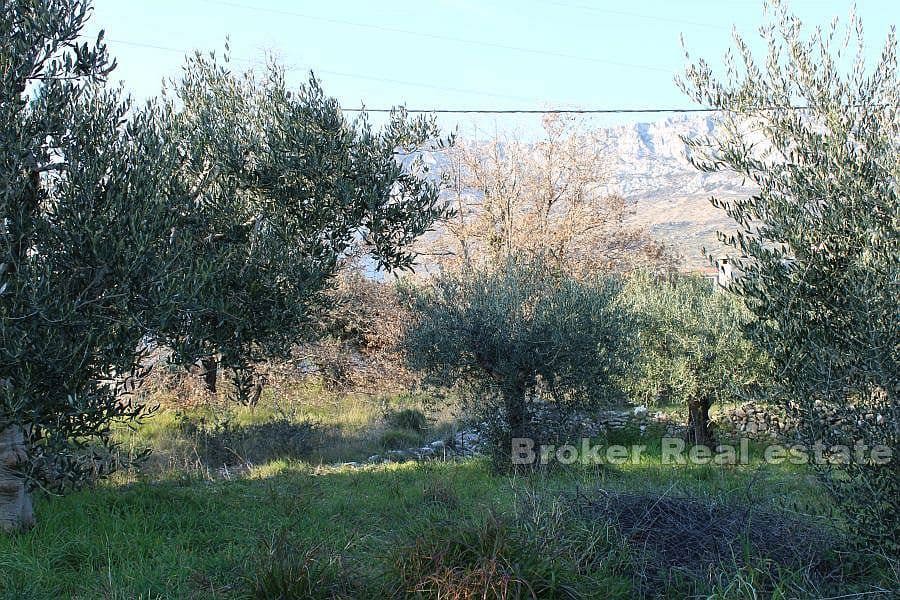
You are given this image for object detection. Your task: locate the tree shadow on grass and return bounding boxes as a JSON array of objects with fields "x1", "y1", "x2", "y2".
[
  {"x1": 131, "y1": 410, "x2": 464, "y2": 477},
  {"x1": 5, "y1": 439, "x2": 895, "y2": 599}
]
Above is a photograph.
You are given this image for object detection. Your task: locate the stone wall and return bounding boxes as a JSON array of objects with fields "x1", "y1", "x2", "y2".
[
  {"x1": 717, "y1": 400, "x2": 889, "y2": 441},
  {"x1": 355, "y1": 402, "x2": 814, "y2": 469},
  {"x1": 715, "y1": 402, "x2": 792, "y2": 439}
]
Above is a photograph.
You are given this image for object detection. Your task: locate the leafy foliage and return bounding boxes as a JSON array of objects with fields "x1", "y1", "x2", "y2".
[
  {"x1": 384, "y1": 407, "x2": 429, "y2": 433},
  {"x1": 678, "y1": 0, "x2": 899, "y2": 550},
  {"x1": 301, "y1": 269, "x2": 416, "y2": 391},
  {"x1": 174, "y1": 412, "x2": 318, "y2": 467},
  {"x1": 0, "y1": 0, "x2": 190, "y2": 499},
  {"x1": 378, "y1": 428, "x2": 423, "y2": 451},
  {"x1": 402, "y1": 259, "x2": 636, "y2": 466},
  {"x1": 623, "y1": 272, "x2": 769, "y2": 443},
  {"x1": 158, "y1": 52, "x2": 449, "y2": 402}
]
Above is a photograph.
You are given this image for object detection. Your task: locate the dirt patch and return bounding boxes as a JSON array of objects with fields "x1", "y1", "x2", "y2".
[{"x1": 576, "y1": 489, "x2": 844, "y2": 594}]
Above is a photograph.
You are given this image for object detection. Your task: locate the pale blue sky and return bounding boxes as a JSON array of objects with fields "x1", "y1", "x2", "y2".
[{"x1": 84, "y1": 0, "x2": 898, "y2": 133}]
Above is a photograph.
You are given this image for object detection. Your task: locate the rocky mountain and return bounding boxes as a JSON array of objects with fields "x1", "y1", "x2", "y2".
[
  {"x1": 594, "y1": 114, "x2": 754, "y2": 270},
  {"x1": 412, "y1": 114, "x2": 753, "y2": 273},
  {"x1": 594, "y1": 114, "x2": 748, "y2": 200}
]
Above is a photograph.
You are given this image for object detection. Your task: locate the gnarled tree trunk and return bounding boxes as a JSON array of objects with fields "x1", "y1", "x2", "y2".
[
  {"x1": 0, "y1": 425, "x2": 34, "y2": 533},
  {"x1": 685, "y1": 397, "x2": 714, "y2": 448}
]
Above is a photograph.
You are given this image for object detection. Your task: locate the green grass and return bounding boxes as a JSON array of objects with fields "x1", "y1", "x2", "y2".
[
  {"x1": 112, "y1": 382, "x2": 456, "y2": 473},
  {"x1": 0, "y1": 461, "x2": 502, "y2": 598},
  {"x1": 3, "y1": 454, "x2": 894, "y2": 598},
  {"x1": 1, "y1": 391, "x2": 896, "y2": 599}
]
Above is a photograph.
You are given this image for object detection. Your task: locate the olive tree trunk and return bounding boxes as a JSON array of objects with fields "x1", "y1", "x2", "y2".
[
  {"x1": 685, "y1": 397, "x2": 714, "y2": 448},
  {"x1": 201, "y1": 357, "x2": 218, "y2": 394},
  {"x1": 503, "y1": 382, "x2": 529, "y2": 442},
  {"x1": 0, "y1": 425, "x2": 34, "y2": 533}
]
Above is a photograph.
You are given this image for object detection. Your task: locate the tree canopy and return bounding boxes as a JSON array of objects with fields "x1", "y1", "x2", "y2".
[
  {"x1": 158, "y1": 52, "x2": 450, "y2": 401},
  {"x1": 0, "y1": 1, "x2": 450, "y2": 531},
  {"x1": 1, "y1": 0, "x2": 194, "y2": 529},
  {"x1": 678, "y1": 0, "x2": 898, "y2": 549},
  {"x1": 402, "y1": 259, "x2": 636, "y2": 465}
]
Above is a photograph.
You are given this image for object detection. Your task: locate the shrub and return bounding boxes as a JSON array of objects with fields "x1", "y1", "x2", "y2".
[
  {"x1": 302, "y1": 270, "x2": 418, "y2": 392},
  {"x1": 248, "y1": 530, "x2": 362, "y2": 599},
  {"x1": 176, "y1": 413, "x2": 318, "y2": 467},
  {"x1": 390, "y1": 513, "x2": 582, "y2": 599},
  {"x1": 385, "y1": 408, "x2": 430, "y2": 433},
  {"x1": 378, "y1": 428, "x2": 423, "y2": 451},
  {"x1": 402, "y1": 258, "x2": 636, "y2": 469},
  {"x1": 390, "y1": 492, "x2": 633, "y2": 599}
]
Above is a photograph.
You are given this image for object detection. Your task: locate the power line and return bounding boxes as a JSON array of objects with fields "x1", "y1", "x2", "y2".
[
  {"x1": 197, "y1": 0, "x2": 674, "y2": 73},
  {"x1": 299, "y1": 70, "x2": 544, "y2": 104},
  {"x1": 92, "y1": 36, "x2": 251, "y2": 62},
  {"x1": 85, "y1": 36, "x2": 840, "y2": 116},
  {"x1": 103, "y1": 37, "x2": 230, "y2": 58},
  {"x1": 343, "y1": 107, "x2": 720, "y2": 114},
  {"x1": 91, "y1": 37, "x2": 816, "y2": 116},
  {"x1": 97, "y1": 37, "x2": 545, "y2": 103},
  {"x1": 351, "y1": 104, "x2": 879, "y2": 115},
  {"x1": 536, "y1": 0, "x2": 729, "y2": 31}
]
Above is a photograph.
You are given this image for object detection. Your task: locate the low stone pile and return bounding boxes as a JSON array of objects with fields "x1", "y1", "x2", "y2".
[
  {"x1": 358, "y1": 429, "x2": 482, "y2": 467},
  {"x1": 332, "y1": 401, "x2": 890, "y2": 471},
  {"x1": 598, "y1": 407, "x2": 646, "y2": 430},
  {"x1": 715, "y1": 402, "x2": 792, "y2": 439},
  {"x1": 356, "y1": 406, "x2": 665, "y2": 468},
  {"x1": 581, "y1": 406, "x2": 689, "y2": 437},
  {"x1": 349, "y1": 402, "x2": 812, "y2": 470}
]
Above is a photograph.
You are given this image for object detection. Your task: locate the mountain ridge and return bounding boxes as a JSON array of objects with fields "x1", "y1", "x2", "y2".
[{"x1": 594, "y1": 114, "x2": 751, "y2": 270}]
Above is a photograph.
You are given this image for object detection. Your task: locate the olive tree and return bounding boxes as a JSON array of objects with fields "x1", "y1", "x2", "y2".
[
  {"x1": 0, "y1": 0, "x2": 192, "y2": 531},
  {"x1": 158, "y1": 53, "x2": 449, "y2": 402},
  {"x1": 678, "y1": 0, "x2": 898, "y2": 549},
  {"x1": 401, "y1": 259, "x2": 636, "y2": 467},
  {"x1": 623, "y1": 272, "x2": 769, "y2": 446}
]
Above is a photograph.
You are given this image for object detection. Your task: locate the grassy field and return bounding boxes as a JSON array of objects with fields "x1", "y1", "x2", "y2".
[{"x1": 1, "y1": 385, "x2": 897, "y2": 599}]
